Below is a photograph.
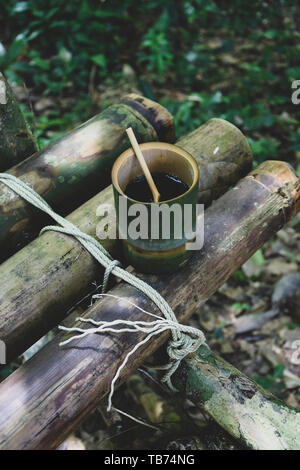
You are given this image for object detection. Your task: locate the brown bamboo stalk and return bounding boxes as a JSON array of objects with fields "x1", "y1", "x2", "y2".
[
  {"x1": 0, "y1": 118, "x2": 252, "y2": 362},
  {"x1": 0, "y1": 72, "x2": 37, "y2": 171},
  {"x1": 0, "y1": 160, "x2": 298, "y2": 450}
]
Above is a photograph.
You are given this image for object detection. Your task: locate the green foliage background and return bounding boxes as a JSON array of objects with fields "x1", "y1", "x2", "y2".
[{"x1": 1, "y1": 0, "x2": 300, "y2": 168}]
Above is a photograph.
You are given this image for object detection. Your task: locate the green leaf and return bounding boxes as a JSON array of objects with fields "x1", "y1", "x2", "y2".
[
  {"x1": 232, "y1": 270, "x2": 245, "y2": 281},
  {"x1": 94, "y1": 10, "x2": 128, "y2": 19},
  {"x1": 273, "y1": 364, "x2": 284, "y2": 379},
  {"x1": 0, "y1": 365, "x2": 14, "y2": 381},
  {"x1": 213, "y1": 327, "x2": 224, "y2": 340},
  {"x1": 286, "y1": 321, "x2": 297, "y2": 330},
  {"x1": 232, "y1": 302, "x2": 252, "y2": 311},
  {"x1": 251, "y1": 249, "x2": 265, "y2": 266},
  {"x1": 254, "y1": 376, "x2": 273, "y2": 390},
  {"x1": 286, "y1": 67, "x2": 300, "y2": 80},
  {"x1": 264, "y1": 29, "x2": 278, "y2": 39},
  {"x1": 91, "y1": 54, "x2": 107, "y2": 68},
  {"x1": 11, "y1": 1, "x2": 29, "y2": 14},
  {"x1": 32, "y1": 56, "x2": 49, "y2": 70},
  {"x1": 6, "y1": 37, "x2": 27, "y2": 64}
]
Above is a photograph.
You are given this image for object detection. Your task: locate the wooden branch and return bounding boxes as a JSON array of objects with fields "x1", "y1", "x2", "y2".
[
  {"x1": 172, "y1": 346, "x2": 300, "y2": 450},
  {"x1": 0, "y1": 73, "x2": 37, "y2": 171},
  {"x1": 0, "y1": 118, "x2": 252, "y2": 362},
  {"x1": 0, "y1": 160, "x2": 298, "y2": 450},
  {"x1": 0, "y1": 94, "x2": 174, "y2": 262}
]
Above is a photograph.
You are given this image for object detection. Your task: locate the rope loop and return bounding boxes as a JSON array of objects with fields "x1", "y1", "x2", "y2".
[{"x1": 102, "y1": 259, "x2": 122, "y2": 293}]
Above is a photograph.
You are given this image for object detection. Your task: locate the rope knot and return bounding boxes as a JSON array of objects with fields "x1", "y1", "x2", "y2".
[
  {"x1": 160, "y1": 329, "x2": 207, "y2": 391},
  {"x1": 167, "y1": 332, "x2": 204, "y2": 361}
]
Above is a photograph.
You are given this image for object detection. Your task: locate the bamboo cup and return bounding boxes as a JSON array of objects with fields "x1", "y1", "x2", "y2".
[{"x1": 112, "y1": 142, "x2": 199, "y2": 273}]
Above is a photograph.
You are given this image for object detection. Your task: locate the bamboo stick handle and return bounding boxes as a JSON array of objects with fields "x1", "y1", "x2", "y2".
[{"x1": 126, "y1": 127, "x2": 160, "y2": 203}]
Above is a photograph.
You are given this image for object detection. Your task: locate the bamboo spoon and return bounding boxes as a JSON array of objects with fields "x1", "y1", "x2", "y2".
[{"x1": 126, "y1": 127, "x2": 160, "y2": 203}]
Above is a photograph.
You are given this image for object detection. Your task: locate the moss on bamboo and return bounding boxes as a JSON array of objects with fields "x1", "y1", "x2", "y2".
[
  {"x1": 172, "y1": 347, "x2": 300, "y2": 450},
  {"x1": 0, "y1": 73, "x2": 37, "y2": 171}
]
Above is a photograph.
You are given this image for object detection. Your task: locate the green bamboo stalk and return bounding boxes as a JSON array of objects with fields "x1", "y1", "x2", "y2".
[
  {"x1": 172, "y1": 345, "x2": 300, "y2": 450},
  {"x1": 0, "y1": 72, "x2": 37, "y2": 171},
  {"x1": 0, "y1": 94, "x2": 174, "y2": 261}
]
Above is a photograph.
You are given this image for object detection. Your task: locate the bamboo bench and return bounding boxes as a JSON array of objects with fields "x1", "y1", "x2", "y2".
[{"x1": 0, "y1": 97, "x2": 299, "y2": 450}]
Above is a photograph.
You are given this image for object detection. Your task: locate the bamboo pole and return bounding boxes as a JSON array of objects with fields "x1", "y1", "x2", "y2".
[
  {"x1": 172, "y1": 346, "x2": 300, "y2": 450},
  {"x1": 0, "y1": 72, "x2": 37, "y2": 170},
  {"x1": 0, "y1": 94, "x2": 174, "y2": 262},
  {"x1": 0, "y1": 160, "x2": 298, "y2": 450},
  {"x1": 0, "y1": 118, "x2": 252, "y2": 362}
]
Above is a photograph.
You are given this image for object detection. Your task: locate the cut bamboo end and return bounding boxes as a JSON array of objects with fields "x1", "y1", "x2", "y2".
[
  {"x1": 247, "y1": 160, "x2": 300, "y2": 216},
  {"x1": 122, "y1": 94, "x2": 175, "y2": 143},
  {"x1": 126, "y1": 127, "x2": 161, "y2": 203}
]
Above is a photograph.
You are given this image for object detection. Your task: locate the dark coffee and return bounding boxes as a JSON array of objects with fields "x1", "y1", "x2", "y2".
[{"x1": 124, "y1": 172, "x2": 189, "y2": 203}]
